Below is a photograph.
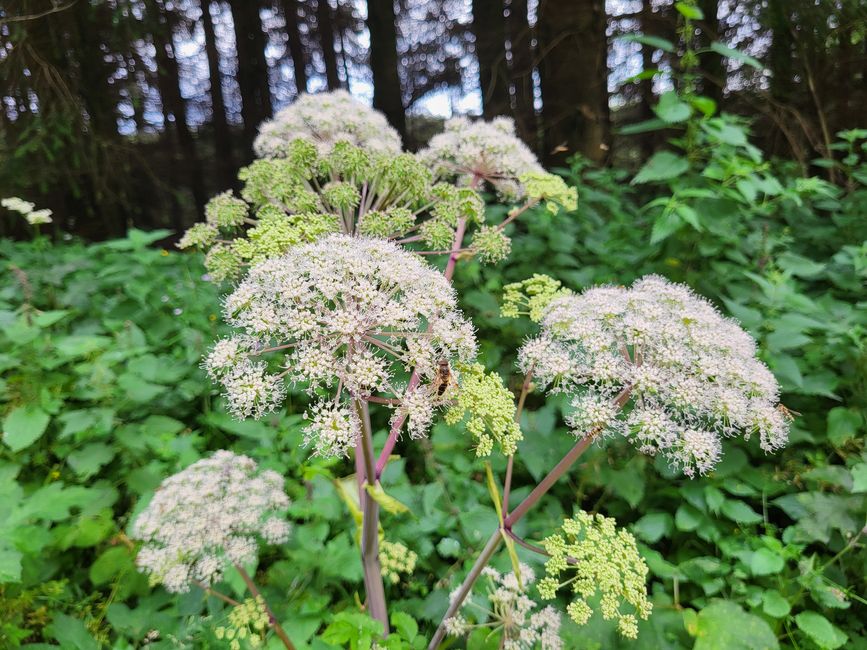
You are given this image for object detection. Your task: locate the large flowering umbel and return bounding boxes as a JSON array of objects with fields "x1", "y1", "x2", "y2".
[
  {"x1": 517, "y1": 275, "x2": 790, "y2": 477},
  {"x1": 207, "y1": 234, "x2": 477, "y2": 456},
  {"x1": 537, "y1": 511, "x2": 651, "y2": 640},
  {"x1": 418, "y1": 117, "x2": 577, "y2": 214},
  {"x1": 130, "y1": 450, "x2": 291, "y2": 593},
  {"x1": 253, "y1": 90, "x2": 402, "y2": 157},
  {"x1": 179, "y1": 139, "x2": 489, "y2": 281},
  {"x1": 445, "y1": 564, "x2": 562, "y2": 650}
]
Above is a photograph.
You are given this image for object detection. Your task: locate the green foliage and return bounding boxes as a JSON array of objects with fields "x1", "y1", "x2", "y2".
[{"x1": 2, "y1": 118, "x2": 867, "y2": 649}]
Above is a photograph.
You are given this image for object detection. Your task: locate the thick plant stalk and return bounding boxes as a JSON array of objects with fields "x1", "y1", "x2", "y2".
[
  {"x1": 235, "y1": 565, "x2": 297, "y2": 650},
  {"x1": 428, "y1": 385, "x2": 633, "y2": 649},
  {"x1": 355, "y1": 400, "x2": 390, "y2": 633}
]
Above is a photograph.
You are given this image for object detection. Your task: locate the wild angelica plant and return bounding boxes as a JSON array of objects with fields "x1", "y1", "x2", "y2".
[{"x1": 156, "y1": 91, "x2": 788, "y2": 649}]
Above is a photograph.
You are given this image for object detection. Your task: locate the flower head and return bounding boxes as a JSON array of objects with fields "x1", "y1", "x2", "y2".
[
  {"x1": 2, "y1": 197, "x2": 53, "y2": 225},
  {"x1": 445, "y1": 564, "x2": 562, "y2": 650},
  {"x1": 131, "y1": 450, "x2": 291, "y2": 593},
  {"x1": 518, "y1": 275, "x2": 789, "y2": 476},
  {"x1": 254, "y1": 90, "x2": 402, "y2": 157},
  {"x1": 209, "y1": 234, "x2": 477, "y2": 455},
  {"x1": 538, "y1": 511, "x2": 651, "y2": 640}
]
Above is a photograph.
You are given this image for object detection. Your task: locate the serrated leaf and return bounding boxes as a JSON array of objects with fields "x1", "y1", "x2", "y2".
[
  {"x1": 691, "y1": 600, "x2": 779, "y2": 649},
  {"x1": 2, "y1": 405, "x2": 51, "y2": 452},
  {"x1": 654, "y1": 92, "x2": 692, "y2": 123},
  {"x1": 762, "y1": 590, "x2": 791, "y2": 618},
  {"x1": 749, "y1": 548, "x2": 785, "y2": 575},
  {"x1": 721, "y1": 499, "x2": 763, "y2": 525},
  {"x1": 794, "y1": 611, "x2": 848, "y2": 649},
  {"x1": 633, "y1": 151, "x2": 690, "y2": 184}
]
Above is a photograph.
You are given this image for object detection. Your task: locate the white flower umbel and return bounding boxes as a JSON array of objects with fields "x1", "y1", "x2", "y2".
[
  {"x1": 518, "y1": 275, "x2": 789, "y2": 477},
  {"x1": 131, "y1": 450, "x2": 291, "y2": 593},
  {"x1": 445, "y1": 564, "x2": 562, "y2": 650},
  {"x1": 418, "y1": 117, "x2": 544, "y2": 201},
  {"x1": 254, "y1": 90, "x2": 402, "y2": 158},
  {"x1": 2, "y1": 196, "x2": 53, "y2": 224},
  {"x1": 209, "y1": 234, "x2": 477, "y2": 456}
]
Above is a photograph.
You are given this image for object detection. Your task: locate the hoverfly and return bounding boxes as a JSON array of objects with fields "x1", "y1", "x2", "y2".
[{"x1": 430, "y1": 358, "x2": 457, "y2": 397}]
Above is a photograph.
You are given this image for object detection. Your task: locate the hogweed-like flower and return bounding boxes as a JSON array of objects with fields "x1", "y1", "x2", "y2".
[
  {"x1": 517, "y1": 275, "x2": 789, "y2": 477},
  {"x1": 501, "y1": 275, "x2": 572, "y2": 322},
  {"x1": 215, "y1": 597, "x2": 269, "y2": 650},
  {"x1": 131, "y1": 450, "x2": 291, "y2": 593},
  {"x1": 538, "y1": 511, "x2": 651, "y2": 640},
  {"x1": 379, "y1": 540, "x2": 418, "y2": 584},
  {"x1": 2, "y1": 196, "x2": 53, "y2": 225},
  {"x1": 207, "y1": 234, "x2": 477, "y2": 455},
  {"x1": 445, "y1": 564, "x2": 562, "y2": 650},
  {"x1": 253, "y1": 90, "x2": 402, "y2": 157}
]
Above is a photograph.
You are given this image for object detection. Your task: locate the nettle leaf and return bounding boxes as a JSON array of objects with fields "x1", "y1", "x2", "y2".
[
  {"x1": 46, "y1": 613, "x2": 99, "y2": 650},
  {"x1": 0, "y1": 547, "x2": 23, "y2": 583},
  {"x1": 794, "y1": 611, "x2": 848, "y2": 649},
  {"x1": 749, "y1": 548, "x2": 785, "y2": 576},
  {"x1": 2, "y1": 405, "x2": 51, "y2": 452},
  {"x1": 721, "y1": 499, "x2": 763, "y2": 525},
  {"x1": 826, "y1": 407, "x2": 862, "y2": 446},
  {"x1": 762, "y1": 590, "x2": 791, "y2": 618},
  {"x1": 654, "y1": 92, "x2": 692, "y2": 124},
  {"x1": 632, "y1": 512, "x2": 673, "y2": 543},
  {"x1": 633, "y1": 151, "x2": 690, "y2": 184},
  {"x1": 689, "y1": 600, "x2": 779, "y2": 650}
]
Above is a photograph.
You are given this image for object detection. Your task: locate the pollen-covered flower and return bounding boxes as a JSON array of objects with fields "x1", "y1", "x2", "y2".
[
  {"x1": 445, "y1": 564, "x2": 562, "y2": 650},
  {"x1": 518, "y1": 275, "x2": 789, "y2": 477},
  {"x1": 538, "y1": 511, "x2": 650, "y2": 640},
  {"x1": 254, "y1": 90, "x2": 402, "y2": 157},
  {"x1": 210, "y1": 234, "x2": 477, "y2": 455},
  {"x1": 131, "y1": 451, "x2": 291, "y2": 593}
]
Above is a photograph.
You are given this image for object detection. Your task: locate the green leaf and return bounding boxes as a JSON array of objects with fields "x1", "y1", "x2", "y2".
[
  {"x1": 618, "y1": 117, "x2": 669, "y2": 135},
  {"x1": 654, "y1": 92, "x2": 692, "y2": 123},
  {"x1": 721, "y1": 499, "x2": 763, "y2": 525},
  {"x1": 633, "y1": 512, "x2": 673, "y2": 543},
  {"x1": 90, "y1": 546, "x2": 134, "y2": 586},
  {"x1": 633, "y1": 151, "x2": 690, "y2": 184},
  {"x1": 366, "y1": 481, "x2": 410, "y2": 515},
  {"x1": 46, "y1": 613, "x2": 99, "y2": 650},
  {"x1": 709, "y1": 42, "x2": 763, "y2": 70},
  {"x1": 390, "y1": 611, "x2": 418, "y2": 641},
  {"x1": 826, "y1": 407, "x2": 862, "y2": 445},
  {"x1": 436, "y1": 537, "x2": 461, "y2": 558},
  {"x1": 794, "y1": 611, "x2": 848, "y2": 649},
  {"x1": 690, "y1": 600, "x2": 779, "y2": 650},
  {"x1": 675, "y1": 504, "x2": 703, "y2": 531},
  {"x1": 2, "y1": 405, "x2": 51, "y2": 452},
  {"x1": 651, "y1": 210, "x2": 685, "y2": 244},
  {"x1": 851, "y1": 463, "x2": 867, "y2": 493},
  {"x1": 67, "y1": 443, "x2": 115, "y2": 479},
  {"x1": 762, "y1": 590, "x2": 791, "y2": 618},
  {"x1": 675, "y1": 2, "x2": 704, "y2": 19},
  {"x1": 0, "y1": 548, "x2": 23, "y2": 583},
  {"x1": 617, "y1": 33, "x2": 675, "y2": 53},
  {"x1": 749, "y1": 548, "x2": 785, "y2": 576}
]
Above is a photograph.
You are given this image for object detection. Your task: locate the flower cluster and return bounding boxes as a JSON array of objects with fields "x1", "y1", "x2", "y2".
[
  {"x1": 443, "y1": 363, "x2": 523, "y2": 456},
  {"x1": 253, "y1": 90, "x2": 402, "y2": 157},
  {"x1": 446, "y1": 564, "x2": 562, "y2": 650},
  {"x1": 501, "y1": 274, "x2": 572, "y2": 322},
  {"x1": 215, "y1": 597, "x2": 269, "y2": 650},
  {"x1": 419, "y1": 117, "x2": 544, "y2": 201},
  {"x1": 179, "y1": 139, "x2": 493, "y2": 281},
  {"x1": 379, "y1": 540, "x2": 418, "y2": 584},
  {"x1": 538, "y1": 511, "x2": 651, "y2": 639},
  {"x1": 518, "y1": 275, "x2": 789, "y2": 476},
  {"x1": 207, "y1": 235, "x2": 477, "y2": 455},
  {"x1": 2, "y1": 196, "x2": 53, "y2": 225},
  {"x1": 131, "y1": 451, "x2": 291, "y2": 593}
]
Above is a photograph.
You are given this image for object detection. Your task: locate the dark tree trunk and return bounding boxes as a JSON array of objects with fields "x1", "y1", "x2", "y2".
[
  {"x1": 282, "y1": 0, "x2": 308, "y2": 94},
  {"x1": 149, "y1": 1, "x2": 207, "y2": 220},
  {"x1": 201, "y1": 0, "x2": 235, "y2": 189},
  {"x1": 697, "y1": 0, "x2": 724, "y2": 106},
  {"x1": 537, "y1": 0, "x2": 610, "y2": 166},
  {"x1": 507, "y1": 0, "x2": 536, "y2": 145},
  {"x1": 473, "y1": 0, "x2": 510, "y2": 119},
  {"x1": 637, "y1": 0, "x2": 657, "y2": 157},
  {"x1": 767, "y1": 0, "x2": 794, "y2": 104},
  {"x1": 228, "y1": 0, "x2": 272, "y2": 158},
  {"x1": 317, "y1": 0, "x2": 341, "y2": 89},
  {"x1": 367, "y1": 0, "x2": 406, "y2": 141}
]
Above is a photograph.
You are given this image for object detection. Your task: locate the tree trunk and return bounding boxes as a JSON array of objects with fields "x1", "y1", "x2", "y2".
[
  {"x1": 537, "y1": 0, "x2": 610, "y2": 166},
  {"x1": 637, "y1": 0, "x2": 657, "y2": 158},
  {"x1": 473, "y1": 0, "x2": 510, "y2": 119},
  {"x1": 697, "y1": 0, "x2": 724, "y2": 106},
  {"x1": 201, "y1": 0, "x2": 236, "y2": 189},
  {"x1": 317, "y1": 0, "x2": 341, "y2": 89},
  {"x1": 367, "y1": 0, "x2": 406, "y2": 141},
  {"x1": 228, "y1": 0, "x2": 272, "y2": 158},
  {"x1": 150, "y1": 0, "x2": 207, "y2": 219},
  {"x1": 282, "y1": 0, "x2": 308, "y2": 94},
  {"x1": 767, "y1": 0, "x2": 794, "y2": 104},
  {"x1": 507, "y1": 0, "x2": 536, "y2": 147}
]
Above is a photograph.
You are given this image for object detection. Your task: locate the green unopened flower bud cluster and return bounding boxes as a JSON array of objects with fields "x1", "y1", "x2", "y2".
[
  {"x1": 214, "y1": 597, "x2": 269, "y2": 650},
  {"x1": 537, "y1": 511, "x2": 651, "y2": 639},
  {"x1": 501, "y1": 274, "x2": 572, "y2": 322},
  {"x1": 519, "y1": 172, "x2": 578, "y2": 215},
  {"x1": 379, "y1": 540, "x2": 418, "y2": 585},
  {"x1": 444, "y1": 363, "x2": 523, "y2": 456}
]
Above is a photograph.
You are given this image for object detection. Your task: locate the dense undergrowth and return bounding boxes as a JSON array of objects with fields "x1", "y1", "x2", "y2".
[{"x1": 1, "y1": 120, "x2": 866, "y2": 649}]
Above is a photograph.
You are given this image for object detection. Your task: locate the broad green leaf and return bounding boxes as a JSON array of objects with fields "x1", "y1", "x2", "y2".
[
  {"x1": 762, "y1": 590, "x2": 791, "y2": 618},
  {"x1": 826, "y1": 407, "x2": 862, "y2": 445},
  {"x1": 46, "y1": 613, "x2": 99, "y2": 650},
  {"x1": 2, "y1": 405, "x2": 50, "y2": 452},
  {"x1": 794, "y1": 611, "x2": 848, "y2": 649},
  {"x1": 721, "y1": 499, "x2": 763, "y2": 525},
  {"x1": 690, "y1": 600, "x2": 779, "y2": 650},
  {"x1": 617, "y1": 33, "x2": 675, "y2": 52},
  {"x1": 67, "y1": 443, "x2": 115, "y2": 479},
  {"x1": 633, "y1": 512, "x2": 673, "y2": 543},
  {"x1": 851, "y1": 463, "x2": 867, "y2": 493},
  {"x1": 675, "y1": 2, "x2": 704, "y2": 19},
  {"x1": 654, "y1": 92, "x2": 692, "y2": 123},
  {"x1": 633, "y1": 151, "x2": 690, "y2": 184},
  {"x1": 749, "y1": 548, "x2": 785, "y2": 575},
  {"x1": 651, "y1": 211, "x2": 685, "y2": 244},
  {"x1": 0, "y1": 548, "x2": 23, "y2": 583}
]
